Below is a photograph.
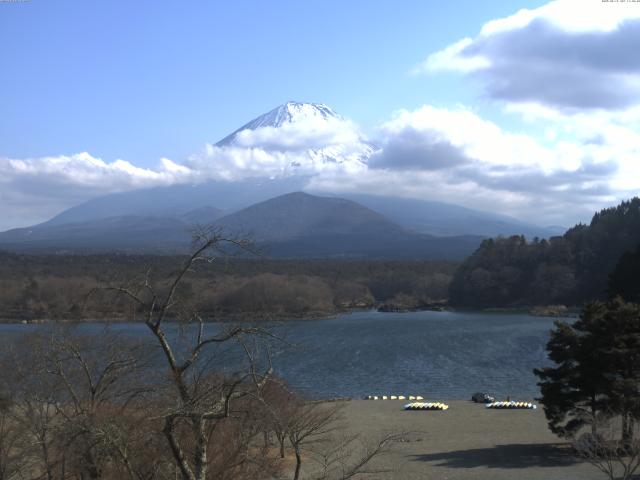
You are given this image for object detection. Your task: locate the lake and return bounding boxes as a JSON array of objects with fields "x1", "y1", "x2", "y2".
[{"x1": 0, "y1": 310, "x2": 563, "y2": 400}]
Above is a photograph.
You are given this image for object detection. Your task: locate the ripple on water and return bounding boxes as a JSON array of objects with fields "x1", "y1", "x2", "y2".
[{"x1": 1, "y1": 310, "x2": 560, "y2": 399}]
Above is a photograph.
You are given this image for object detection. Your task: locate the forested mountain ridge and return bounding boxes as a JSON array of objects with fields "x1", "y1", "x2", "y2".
[
  {"x1": 0, "y1": 192, "x2": 483, "y2": 259},
  {"x1": 449, "y1": 197, "x2": 640, "y2": 307}
]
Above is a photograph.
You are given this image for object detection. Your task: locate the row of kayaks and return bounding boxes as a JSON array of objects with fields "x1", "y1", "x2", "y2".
[
  {"x1": 404, "y1": 401, "x2": 536, "y2": 411},
  {"x1": 364, "y1": 395, "x2": 424, "y2": 400},
  {"x1": 364, "y1": 396, "x2": 537, "y2": 410},
  {"x1": 404, "y1": 402, "x2": 449, "y2": 411},
  {"x1": 486, "y1": 401, "x2": 537, "y2": 409}
]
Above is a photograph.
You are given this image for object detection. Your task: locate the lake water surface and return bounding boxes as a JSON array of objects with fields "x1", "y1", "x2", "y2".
[{"x1": 0, "y1": 310, "x2": 563, "y2": 400}]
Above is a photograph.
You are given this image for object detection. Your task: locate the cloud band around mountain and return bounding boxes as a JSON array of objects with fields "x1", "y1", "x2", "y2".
[{"x1": 0, "y1": 101, "x2": 629, "y2": 230}]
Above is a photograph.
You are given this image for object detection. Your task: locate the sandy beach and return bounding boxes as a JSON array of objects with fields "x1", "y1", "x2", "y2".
[{"x1": 332, "y1": 399, "x2": 604, "y2": 480}]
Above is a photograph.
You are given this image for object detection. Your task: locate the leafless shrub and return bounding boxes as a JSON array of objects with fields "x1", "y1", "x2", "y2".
[{"x1": 574, "y1": 412, "x2": 640, "y2": 480}]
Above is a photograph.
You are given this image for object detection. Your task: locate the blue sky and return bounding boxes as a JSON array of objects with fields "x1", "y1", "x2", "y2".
[
  {"x1": 1, "y1": 0, "x2": 639, "y2": 230},
  {"x1": 0, "y1": 0, "x2": 546, "y2": 164}
]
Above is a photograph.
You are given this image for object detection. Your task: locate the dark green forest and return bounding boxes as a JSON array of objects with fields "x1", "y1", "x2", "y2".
[{"x1": 449, "y1": 197, "x2": 640, "y2": 308}]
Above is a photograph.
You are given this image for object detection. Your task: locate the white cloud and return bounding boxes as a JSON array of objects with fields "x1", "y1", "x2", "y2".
[
  {"x1": 480, "y1": 0, "x2": 640, "y2": 35},
  {"x1": 187, "y1": 146, "x2": 323, "y2": 181},
  {"x1": 391, "y1": 0, "x2": 640, "y2": 223},
  {"x1": 0, "y1": 152, "x2": 193, "y2": 190},
  {"x1": 309, "y1": 104, "x2": 633, "y2": 226},
  {"x1": 416, "y1": 0, "x2": 640, "y2": 110},
  {"x1": 0, "y1": 153, "x2": 196, "y2": 230},
  {"x1": 231, "y1": 116, "x2": 363, "y2": 151},
  {"x1": 380, "y1": 106, "x2": 558, "y2": 168},
  {"x1": 413, "y1": 38, "x2": 490, "y2": 74},
  {"x1": 184, "y1": 116, "x2": 373, "y2": 182}
]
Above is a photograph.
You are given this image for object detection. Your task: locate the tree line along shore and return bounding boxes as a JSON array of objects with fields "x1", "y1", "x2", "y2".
[{"x1": 0, "y1": 254, "x2": 456, "y2": 322}]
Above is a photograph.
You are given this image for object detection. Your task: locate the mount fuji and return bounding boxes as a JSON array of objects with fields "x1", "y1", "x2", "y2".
[
  {"x1": 0, "y1": 102, "x2": 563, "y2": 257},
  {"x1": 216, "y1": 101, "x2": 377, "y2": 171}
]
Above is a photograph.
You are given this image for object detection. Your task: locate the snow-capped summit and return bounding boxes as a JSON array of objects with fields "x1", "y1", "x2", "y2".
[
  {"x1": 216, "y1": 102, "x2": 342, "y2": 145},
  {"x1": 214, "y1": 102, "x2": 377, "y2": 170}
]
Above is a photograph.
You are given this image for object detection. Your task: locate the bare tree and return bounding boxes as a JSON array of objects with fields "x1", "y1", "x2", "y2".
[
  {"x1": 1, "y1": 338, "x2": 66, "y2": 480},
  {"x1": 282, "y1": 399, "x2": 400, "y2": 480},
  {"x1": 6, "y1": 341, "x2": 63, "y2": 480},
  {"x1": 1, "y1": 328, "x2": 164, "y2": 480},
  {"x1": 308, "y1": 431, "x2": 401, "y2": 480},
  {"x1": 259, "y1": 379, "x2": 300, "y2": 459},
  {"x1": 44, "y1": 331, "x2": 156, "y2": 480},
  {"x1": 287, "y1": 401, "x2": 344, "y2": 480},
  {"x1": 98, "y1": 227, "x2": 275, "y2": 480},
  {"x1": 574, "y1": 411, "x2": 640, "y2": 480},
  {"x1": 0, "y1": 391, "x2": 28, "y2": 480}
]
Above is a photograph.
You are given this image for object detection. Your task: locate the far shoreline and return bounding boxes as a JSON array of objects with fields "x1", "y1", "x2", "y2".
[{"x1": 0, "y1": 304, "x2": 579, "y2": 325}]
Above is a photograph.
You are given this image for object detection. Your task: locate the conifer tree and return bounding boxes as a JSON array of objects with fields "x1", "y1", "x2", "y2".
[
  {"x1": 535, "y1": 299, "x2": 640, "y2": 444},
  {"x1": 609, "y1": 245, "x2": 640, "y2": 303}
]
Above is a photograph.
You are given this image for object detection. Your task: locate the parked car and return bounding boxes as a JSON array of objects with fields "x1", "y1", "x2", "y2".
[{"x1": 471, "y1": 392, "x2": 495, "y2": 403}]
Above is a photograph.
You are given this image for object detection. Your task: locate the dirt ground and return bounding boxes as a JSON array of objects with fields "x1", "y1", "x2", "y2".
[{"x1": 325, "y1": 399, "x2": 607, "y2": 480}]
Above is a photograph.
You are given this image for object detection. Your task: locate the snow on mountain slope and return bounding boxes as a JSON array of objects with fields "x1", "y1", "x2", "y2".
[
  {"x1": 213, "y1": 101, "x2": 377, "y2": 171},
  {"x1": 217, "y1": 102, "x2": 342, "y2": 138}
]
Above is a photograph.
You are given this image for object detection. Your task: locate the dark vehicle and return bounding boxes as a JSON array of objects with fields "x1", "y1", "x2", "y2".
[{"x1": 471, "y1": 392, "x2": 495, "y2": 403}]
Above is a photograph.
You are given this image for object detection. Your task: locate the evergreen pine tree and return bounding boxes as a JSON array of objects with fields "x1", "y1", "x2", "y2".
[{"x1": 535, "y1": 299, "x2": 640, "y2": 444}]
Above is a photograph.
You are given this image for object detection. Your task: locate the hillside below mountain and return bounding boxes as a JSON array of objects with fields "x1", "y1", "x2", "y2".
[
  {"x1": 341, "y1": 194, "x2": 564, "y2": 238},
  {"x1": 216, "y1": 192, "x2": 404, "y2": 241},
  {"x1": 0, "y1": 192, "x2": 483, "y2": 259},
  {"x1": 215, "y1": 192, "x2": 482, "y2": 259},
  {"x1": 0, "y1": 216, "x2": 189, "y2": 252}
]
